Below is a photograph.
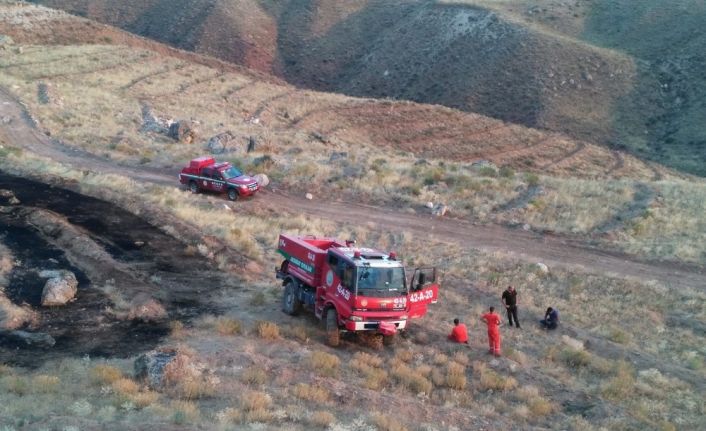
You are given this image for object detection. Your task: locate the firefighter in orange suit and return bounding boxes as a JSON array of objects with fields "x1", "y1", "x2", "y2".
[
  {"x1": 448, "y1": 318, "x2": 469, "y2": 343},
  {"x1": 481, "y1": 306, "x2": 502, "y2": 356}
]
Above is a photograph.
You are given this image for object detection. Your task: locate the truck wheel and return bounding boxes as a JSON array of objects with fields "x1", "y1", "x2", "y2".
[
  {"x1": 383, "y1": 334, "x2": 395, "y2": 346},
  {"x1": 325, "y1": 309, "x2": 340, "y2": 347},
  {"x1": 189, "y1": 181, "x2": 199, "y2": 194},
  {"x1": 282, "y1": 280, "x2": 302, "y2": 315},
  {"x1": 227, "y1": 188, "x2": 239, "y2": 201}
]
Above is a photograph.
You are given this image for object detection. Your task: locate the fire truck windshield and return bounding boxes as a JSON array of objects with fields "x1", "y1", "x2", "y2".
[
  {"x1": 356, "y1": 266, "x2": 406, "y2": 297},
  {"x1": 221, "y1": 166, "x2": 243, "y2": 179}
]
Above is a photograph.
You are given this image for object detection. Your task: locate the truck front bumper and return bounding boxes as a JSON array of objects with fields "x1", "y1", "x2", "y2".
[{"x1": 344, "y1": 319, "x2": 407, "y2": 332}]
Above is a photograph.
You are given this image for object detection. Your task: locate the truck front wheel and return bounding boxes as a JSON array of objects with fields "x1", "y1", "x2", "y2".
[
  {"x1": 189, "y1": 181, "x2": 199, "y2": 194},
  {"x1": 227, "y1": 188, "x2": 239, "y2": 201},
  {"x1": 325, "y1": 309, "x2": 340, "y2": 347},
  {"x1": 282, "y1": 280, "x2": 302, "y2": 315}
]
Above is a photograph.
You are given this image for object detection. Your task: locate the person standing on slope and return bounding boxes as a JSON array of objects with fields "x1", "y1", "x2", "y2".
[
  {"x1": 502, "y1": 285, "x2": 521, "y2": 328},
  {"x1": 481, "y1": 306, "x2": 502, "y2": 356},
  {"x1": 448, "y1": 318, "x2": 469, "y2": 344}
]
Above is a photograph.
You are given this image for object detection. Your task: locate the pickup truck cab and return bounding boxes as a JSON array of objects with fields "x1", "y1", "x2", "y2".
[{"x1": 179, "y1": 156, "x2": 259, "y2": 200}]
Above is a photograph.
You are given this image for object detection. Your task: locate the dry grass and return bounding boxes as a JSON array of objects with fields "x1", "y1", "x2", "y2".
[
  {"x1": 292, "y1": 382, "x2": 330, "y2": 403},
  {"x1": 371, "y1": 412, "x2": 408, "y2": 431},
  {"x1": 601, "y1": 361, "x2": 636, "y2": 401},
  {"x1": 390, "y1": 363, "x2": 433, "y2": 395},
  {"x1": 444, "y1": 361, "x2": 467, "y2": 390},
  {"x1": 241, "y1": 365, "x2": 268, "y2": 386},
  {"x1": 309, "y1": 410, "x2": 335, "y2": 427},
  {"x1": 214, "y1": 316, "x2": 242, "y2": 336},
  {"x1": 474, "y1": 362, "x2": 518, "y2": 392},
  {"x1": 255, "y1": 320, "x2": 280, "y2": 340},
  {"x1": 170, "y1": 400, "x2": 200, "y2": 424},
  {"x1": 89, "y1": 364, "x2": 123, "y2": 386},
  {"x1": 240, "y1": 390, "x2": 273, "y2": 423},
  {"x1": 308, "y1": 350, "x2": 340, "y2": 377}
]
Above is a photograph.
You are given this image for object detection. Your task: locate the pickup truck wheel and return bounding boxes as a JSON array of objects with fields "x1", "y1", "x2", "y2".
[
  {"x1": 227, "y1": 188, "x2": 239, "y2": 201},
  {"x1": 325, "y1": 309, "x2": 340, "y2": 347},
  {"x1": 189, "y1": 181, "x2": 199, "y2": 194},
  {"x1": 282, "y1": 280, "x2": 302, "y2": 315}
]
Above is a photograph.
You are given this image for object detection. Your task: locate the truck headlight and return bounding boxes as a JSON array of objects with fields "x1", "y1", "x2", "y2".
[
  {"x1": 400, "y1": 315, "x2": 408, "y2": 320},
  {"x1": 349, "y1": 316, "x2": 363, "y2": 322}
]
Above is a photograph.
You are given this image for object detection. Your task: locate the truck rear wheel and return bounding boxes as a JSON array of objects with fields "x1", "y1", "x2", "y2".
[
  {"x1": 227, "y1": 188, "x2": 239, "y2": 201},
  {"x1": 189, "y1": 181, "x2": 199, "y2": 194},
  {"x1": 325, "y1": 309, "x2": 340, "y2": 347},
  {"x1": 282, "y1": 280, "x2": 302, "y2": 315}
]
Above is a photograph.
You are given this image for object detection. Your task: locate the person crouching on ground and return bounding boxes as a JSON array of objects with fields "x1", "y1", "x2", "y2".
[
  {"x1": 481, "y1": 307, "x2": 502, "y2": 356},
  {"x1": 448, "y1": 318, "x2": 469, "y2": 344},
  {"x1": 541, "y1": 307, "x2": 559, "y2": 330}
]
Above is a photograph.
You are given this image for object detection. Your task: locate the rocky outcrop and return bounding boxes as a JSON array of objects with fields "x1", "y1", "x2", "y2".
[
  {"x1": 39, "y1": 269, "x2": 78, "y2": 306},
  {"x1": 205, "y1": 131, "x2": 235, "y2": 154},
  {"x1": 0, "y1": 296, "x2": 37, "y2": 330},
  {"x1": 253, "y1": 173, "x2": 269, "y2": 188},
  {"x1": 168, "y1": 120, "x2": 199, "y2": 144},
  {"x1": 134, "y1": 348, "x2": 178, "y2": 388}
]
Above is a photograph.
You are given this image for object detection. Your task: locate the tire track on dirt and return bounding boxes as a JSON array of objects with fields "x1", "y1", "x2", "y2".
[
  {"x1": 1, "y1": 86, "x2": 704, "y2": 291},
  {"x1": 592, "y1": 183, "x2": 655, "y2": 233},
  {"x1": 539, "y1": 140, "x2": 586, "y2": 170},
  {"x1": 605, "y1": 150, "x2": 625, "y2": 176},
  {"x1": 121, "y1": 63, "x2": 186, "y2": 90}
]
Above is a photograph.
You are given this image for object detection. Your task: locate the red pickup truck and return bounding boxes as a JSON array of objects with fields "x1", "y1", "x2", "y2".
[{"x1": 179, "y1": 156, "x2": 259, "y2": 200}]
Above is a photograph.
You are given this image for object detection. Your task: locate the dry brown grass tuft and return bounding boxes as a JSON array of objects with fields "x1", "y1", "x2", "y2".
[
  {"x1": 112, "y1": 377, "x2": 140, "y2": 395},
  {"x1": 309, "y1": 350, "x2": 340, "y2": 376},
  {"x1": 601, "y1": 361, "x2": 635, "y2": 401},
  {"x1": 215, "y1": 316, "x2": 242, "y2": 336},
  {"x1": 255, "y1": 320, "x2": 280, "y2": 340},
  {"x1": 351, "y1": 351, "x2": 384, "y2": 369},
  {"x1": 170, "y1": 400, "x2": 200, "y2": 424},
  {"x1": 89, "y1": 364, "x2": 123, "y2": 385},
  {"x1": 32, "y1": 374, "x2": 60, "y2": 393},
  {"x1": 309, "y1": 410, "x2": 336, "y2": 427},
  {"x1": 1, "y1": 375, "x2": 29, "y2": 396},
  {"x1": 433, "y1": 353, "x2": 449, "y2": 365},
  {"x1": 393, "y1": 349, "x2": 414, "y2": 363},
  {"x1": 371, "y1": 412, "x2": 409, "y2": 431},
  {"x1": 391, "y1": 363, "x2": 433, "y2": 395},
  {"x1": 169, "y1": 320, "x2": 186, "y2": 338},
  {"x1": 241, "y1": 365, "x2": 268, "y2": 386},
  {"x1": 474, "y1": 361, "x2": 517, "y2": 391},
  {"x1": 445, "y1": 361, "x2": 467, "y2": 390},
  {"x1": 240, "y1": 390, "x2": 273, "y2": 423},
  {"x1": 452, "y1": 351, "x2": 470, "y2": 366},
  {"x1": 292, "y1": 382, "x2": 330, "y2": 403},
  {"x1": 176, "y1": 376, "x2": 217, "y2": 400},
  {"x1": 285, "y1": 324, "x2": 310, "y2": 342}
]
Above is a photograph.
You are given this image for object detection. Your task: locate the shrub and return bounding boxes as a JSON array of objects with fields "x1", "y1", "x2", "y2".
[
  {"x1": 525, "y1": 173, "x2": 540, "y2": 186},
  {"x1": 371, "y1": 412, "x2": 408, "y2": 431},
  {"x1": 255, "y1": 321, "x2": 280, "y2": 340},
  {"x1": 215, "y1": 317, "x2": 242, "y2": 335},
  {"x1": 112, "y1": 378, "x2": 139, "y2": 396},
  {"x1": 286, "y1": 325, "x2": 310, "y2": 342},
  {"x1": 499, "y1": 166, "x2": 515, "y2": 178},
  {"x1": 250, "y1": 292, "x2": 266, "y2": 306},
  {"x1": 176, "y1": 376, "x2": 217, "y2": 399},
  {"x1": 391, "y1": 363, "x2": 432, "y2": 395},
  {"x1": 433, "y1": 353, "x2": 448, "y2": 365},
  {"x1": 445, "y1": 362, "x2": 467, "y2": 390},
  {"x1": 475, "y1": 362, "x2": 517, "y2": 391},
  {"x1": 2, "y1": 375, "x2": 29, "y2": 395},
  {"x1": 392, "y1": 349, "x2": 414, "y2": 363},
  {"x1": 558, "y1": 347, "x2": 592, "y2": 368},
  {"x1": 309, "y1": 351, "x2": 340, "y2": 376},
  {"x1": 310, "y1": 410, "x2": 335, "y2": 428},
  {"x1": 171, "y1": 400, "x2": 200, "y2": 424},
  {"x1": 527, "y1": 397, "x2": 554, "y2": 417},
  {"x1": 601, "y1": 361, "x2": 635, "y2": 401},
  {"x1": 241, "y1": 366, "x2": 268, "y2": 386},
  {"x1": 90, "y1": 364, "x2": 123, "y2": 385},
  {"x1": 170, "y1": 320, "x2": 186, "y2": 338},
  {"x1": 478, "y1": 166, "x2": 497, "y2": 177},
  {"x1": 292, "y1": 383, "x2": 330, "y2": 403},
  {"x1": 32, "y1": 374, "x2": 60, "y2": 393}
]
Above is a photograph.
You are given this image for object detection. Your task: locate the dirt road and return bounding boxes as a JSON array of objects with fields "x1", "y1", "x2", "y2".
[{"x1": 1, "y1": 87, "x2": 704, "y2": 290}]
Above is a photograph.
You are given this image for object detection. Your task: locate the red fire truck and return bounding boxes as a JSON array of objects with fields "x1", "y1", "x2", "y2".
[
  {"x1": 276, "y1": 234, "x2": 439, "y2": 347},
  {"x1": 179, "y1": 156, "x2": 259, "y2": 200}
]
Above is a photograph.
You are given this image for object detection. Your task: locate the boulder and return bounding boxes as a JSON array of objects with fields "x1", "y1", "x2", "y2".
[
  {"x1": 206, "y1": 132, "x2": 235, "y2": 154},
  {"x1": 535, "y1": 262, "x2": 549, "y2": 274},
  {"x1": 169, "y1": 120, "x2": 198, "y2": 144},
  {"x1": 432, "y1": 203, "x2": 448, "y2": 217},
  {"x1": 425, "y1": 201, "x2": 434, "y2": 209},
  {"x1": 140, "y1": 104, "x2": 173, "y2": 134},
  {"x1": 253, "y1": 173, "x2": 269, "y2": 188},
  {"x1": 305, "y1": 193, "x2": 313, "y2": 200},
  {"x1": 328, "y1": 152, "x2": 348, "y2": 163},
  {"x1": 39, "y1": 270, "x2": 78, "y2": 306},
  {"x1": 561, "y1": 335, "x2": 584, "y2": 351}
]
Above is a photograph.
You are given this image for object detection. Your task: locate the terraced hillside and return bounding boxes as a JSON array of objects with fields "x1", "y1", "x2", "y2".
[{"x1": 31, "y1": 0, "x2": 706, "y2": 175}]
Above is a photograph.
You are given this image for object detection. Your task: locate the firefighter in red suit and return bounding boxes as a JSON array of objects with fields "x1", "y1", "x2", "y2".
[
  {"x1": 481, "y1": 306, "x2": 502, "y2": 356},
  {"x1": 448, "y1": 318, "x2": 469, "y2": 343}
]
